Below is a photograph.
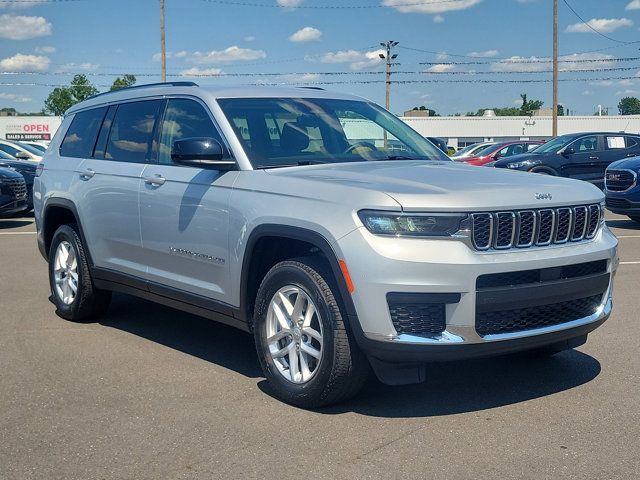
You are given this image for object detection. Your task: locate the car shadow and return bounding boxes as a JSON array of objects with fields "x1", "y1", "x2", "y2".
[
  {"x1": 100, "y1": 293, "x2": 262, "y2": 379},
  {"x1": 100, "y1": 294, "x2": 601, "y2": 417},
  {"x1": 606, "y1": 219, "x2": 640, "y2": 230},
  {"x1": 0, "y1": 219, "x2": 33, "y2": 229}
]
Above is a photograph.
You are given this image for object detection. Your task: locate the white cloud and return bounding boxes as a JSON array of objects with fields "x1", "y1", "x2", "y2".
[
  {"x1": 55, "y1": 63, "x2": 99, "y2": 73},
  {"x1": 0, "y1": 14, "x2": 51, "y2": 40},
  {"x1": 426, "y1": 63, "x2": 454, "y2": 72},
  {"x1": 491, "y1": 52, "x2": 615, "y2": 72},
  {"x1": 0, "y1": 0, "x2": 46, "y2": 9},
  {"x1": 582, "y1": 90, "x2": 594, "y2": 95},
  {"x1": 285, "y1": 72, "x2": 320, "y2": 82},
  {"x1": 433, "y1": 15, "x2": 444, "y2": 23},
  {"x1": 289, "y1": 26, "x2": 322, "y2": 42},
  {"x1": 244, "y1": 35, "x2": 255, "y2": 42},
  {"x1": 0, "y1": 92, "x2": 32, "y2": 103},
  {"x1": 383, "y1": 0, "x2": 481, "y2": 14},
  {"x1": 318, "y1": 49, "x2": 385, "y2": 70},
  {"x1": 180, "y1": 67, "x2": 224, "y2": 77},
  {"x1": 277, "y1": 0, "x2": 303, "y2": 7},
  {"x1": 35, "y1": 45, "x2": 55, "y2": 54},
  {"x1": 152, "y1": 50, "x2": 188, "y2": 61},
  {"x1": 190, "y1": 46, "x2": 266, "y2": 64},
  {"x1": 0, "y1": 53, "x2": 49, "y2": 72},
  {"x1": 566, "y1": 18, "x2": 633, "y2": 34},
  {"x1": 626, "y1": 0, "x2": 640, "y2": 10},
  {"x1": 468, "y1": 49, "x2": 499, "y2": 58}
]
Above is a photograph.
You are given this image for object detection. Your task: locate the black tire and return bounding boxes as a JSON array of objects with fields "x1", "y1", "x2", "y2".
[
  {"x1": 253, "y1": 257, "x2": 369, "y2": 408},
  {"x1": 628, "y1": 215, "x2": 640, "y2": 224},
  {"x1": 48, "y1": 223, "x2": 111, "y2": 322}
]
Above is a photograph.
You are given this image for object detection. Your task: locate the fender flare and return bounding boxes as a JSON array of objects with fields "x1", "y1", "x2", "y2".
[
  {"x1": 529, "y1": 166, "x2": 559, "y2": 176},
  {"x1": 41, "y1": 198, "x2": 92, "y2": 264},
  {"x1": 238, "y1": 224, "x2": 357, "y2": 324}
]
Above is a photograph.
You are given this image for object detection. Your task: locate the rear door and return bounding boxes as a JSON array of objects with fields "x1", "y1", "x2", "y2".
[
  {"x1": 558, "y1": 134, "x2": 602, "y2": 183},
  {"x1": 138, "y1": 97, "x2": 238, "y2": 302},
  {"x1": 75, "y1": 99, "x2": 162, "y2": 278}
]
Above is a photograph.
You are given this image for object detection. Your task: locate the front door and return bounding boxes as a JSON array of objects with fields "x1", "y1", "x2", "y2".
[
  {"x1": 139, "y1": 98, "x2": 238, "y2": 302},
  {"x1": 559, "y1": 135, "x2": 602, "y2": 184}
]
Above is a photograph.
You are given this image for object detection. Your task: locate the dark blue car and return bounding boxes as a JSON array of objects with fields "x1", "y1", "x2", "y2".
[
  {"x1": 604, "y1": 157, "x2": 640, "y2": 222},
  {"x1": 0, "y1": 151, "x2": 37, "y2": 210},
  {"x1": 495, "y1": 132, "x2": 640, "y2": 189}
]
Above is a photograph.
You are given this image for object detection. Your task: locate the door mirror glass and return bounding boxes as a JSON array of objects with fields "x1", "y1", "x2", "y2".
[
  {"x1": 171, "y1": 137, "x2": 236, "y2": 169},
  {"x1": 14, "y1": 151, "x2": 31, "y2": 160}
]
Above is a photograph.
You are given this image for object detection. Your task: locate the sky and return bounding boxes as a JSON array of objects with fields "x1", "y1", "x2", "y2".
[{"x1": 1, "y1": 0, "x2": 640, "y2": 116}]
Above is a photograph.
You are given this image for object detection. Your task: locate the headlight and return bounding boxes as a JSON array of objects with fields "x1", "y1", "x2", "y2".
[
  {"x1": 506, "y1": 160, "x2": 540, "y2": 169},
  {"x1": 358, "y1": 210, "x2": 469, "y2": 237}
]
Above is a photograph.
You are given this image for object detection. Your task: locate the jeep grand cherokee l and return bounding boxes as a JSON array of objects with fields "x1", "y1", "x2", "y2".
[{"x1": 34, "y1": 83, "x2": 618, "y2": 408}]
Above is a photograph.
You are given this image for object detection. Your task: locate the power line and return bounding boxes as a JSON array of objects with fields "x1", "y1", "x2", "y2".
[
  {"x1": 199, "y1": 0, "x2": 475, "y2": 9},
  {"x1": 420, "y1": 56, "x2": 640, "y2": 66},
  {"x1": 561, "y1": 0, "x2": 629, "y2": 44}
]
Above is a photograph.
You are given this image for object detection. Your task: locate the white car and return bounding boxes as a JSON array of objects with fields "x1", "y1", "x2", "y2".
[{"x1": 0, "y1": 139, "x2": 43, "y2": 161}]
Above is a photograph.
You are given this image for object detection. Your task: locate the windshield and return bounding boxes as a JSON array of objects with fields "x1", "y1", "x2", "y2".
[
  {"x1": 474, "y1": 143, "x2": 504, "y2": 157},
  {"x1": 217, "y1": 97, "x2": 449, "y2": 168},
  {"x1": 0, "y1": 150, "x2": 15, "y2": 160},
  {"x1": 532, "y1": 135, "x2": 572, "y2": 153},
  {"x1": 15, "y1": 142, "x2": 43, "y2": 156},
  {"x1": 25, "y1": 143, "x2": 46, "y2": 153}
]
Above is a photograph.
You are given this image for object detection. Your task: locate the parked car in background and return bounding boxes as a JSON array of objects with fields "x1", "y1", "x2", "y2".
[
  {"x1": 21, "y1": 141, "x2": 48, "y2": 153},
  {"x1": 451, "y1": 142, "x2": 496, "y2": 160},
  {"x1": 0, "y1": 152, "x2": 37, "y2": 210},
  {"x1": 462, "y1": 140, "x2": 543, "y2": 166},
  {"x1": 35, "y1": 83, "x2": 617, "y2": 408},
  {"x1": 494, "y1": 132, "x2": 640, "y2": 188},
  {"x1": 604, "y1": 157, "x2": 640, "y2": 222},
  {"x1": 426, "y1": 137, "x2": 448, "y2": 154},
  {"x1": 0, "y1": 166, "x2": 28, "y2": 217},
  {"x1": 0, "y1": 139, "x2": 43, "y2": 162}
]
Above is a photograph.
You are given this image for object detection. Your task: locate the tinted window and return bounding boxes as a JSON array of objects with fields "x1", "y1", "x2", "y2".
[
  {"x1": 105, "y1": 100, "x2": 161, "y2": 163},
  {"x1": 626, "y1": 136, "x2": 640, "y2": 148},
  {"x1": 572, "y1": 136, "x2": 598, "y2": 152},
  {"x1": 60, "y1": 107, "x2": 107, "y2": 158},
  {"x1": 0, "y1": 143, "x2": 21, "y2": 157},
  {"x1": 157, "y1": 98, "x2": 226, "y2": 165}
]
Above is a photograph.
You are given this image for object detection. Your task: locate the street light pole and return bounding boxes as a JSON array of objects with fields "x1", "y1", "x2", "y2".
[
  {"x1": 160, "y1": 0, "x2": 166, "y2": 82},
  {"x1": 379, "y1": 41, "x2": 398, "y2": 112},
  {"x1": 552, "y1": 0, "x2": 558, "y2": 135}
]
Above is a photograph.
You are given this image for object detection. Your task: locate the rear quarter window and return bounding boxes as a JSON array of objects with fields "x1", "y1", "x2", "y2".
[
  {"x1": 105, "y1": 100, "x2": 162, "y2": 163},
  {"x1": 60, "y1": 107, "x2": 107, "y2": 158}
]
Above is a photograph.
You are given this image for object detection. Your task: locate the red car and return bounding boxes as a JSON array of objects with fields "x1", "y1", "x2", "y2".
[{"x1": 463, "y1": 140, "x2": 544, "y2": 166}]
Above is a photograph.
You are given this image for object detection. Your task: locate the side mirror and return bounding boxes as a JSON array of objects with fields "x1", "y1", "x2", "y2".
[
  {"x1": 171, "y1": 137, "x2": 236, "y2": 170},
  {"x1": 563, "y1": 147, "x2": 575, "y2": 156},
  {"x1": 493, "y1": 152, "x2": 501, "y2": 160},
  {"x1": 14, "y1": 151, "x2": 30, "y2": 160}
]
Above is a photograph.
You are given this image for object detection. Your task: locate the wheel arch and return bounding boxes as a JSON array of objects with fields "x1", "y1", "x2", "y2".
[
  {"x1": 239, "y1": 224, "x2": 357, "y2": 329},
  {"x1": 529, "y1": 165, "x2": 559, "y2": 176},
  {"x1": 41, "y1": 198, "x2": 91, "y2": 263}
]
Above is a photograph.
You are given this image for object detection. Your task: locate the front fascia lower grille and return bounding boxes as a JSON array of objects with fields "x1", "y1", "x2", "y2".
[{"x1": 471, "y1": 204, "x2": 602, "y2": 252}]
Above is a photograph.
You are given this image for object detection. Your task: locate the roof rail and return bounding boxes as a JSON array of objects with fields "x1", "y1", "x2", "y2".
[
  {"x1": 297, "y1": 86, "x2": 325, "y2": 91},
  {"x1": 85, "y1": 81, "x2": 199, "y2": 102}
]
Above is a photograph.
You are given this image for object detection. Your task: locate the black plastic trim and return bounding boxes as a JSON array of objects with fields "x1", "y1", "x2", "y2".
[
  {"x1": 40, "y1": 198, "x2": 87, "y2": 263},
  {"x1": 387, "y1": 292, "x2": 461, "y2": 305}
]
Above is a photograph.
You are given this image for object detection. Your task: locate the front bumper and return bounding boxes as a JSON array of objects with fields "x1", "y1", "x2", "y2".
[
  {"x1": 337, "y1": 224, "x2": 618, "y2": 363},
  {"x1": 0, "y1": 197, "x2": 28, "y2": 216}
]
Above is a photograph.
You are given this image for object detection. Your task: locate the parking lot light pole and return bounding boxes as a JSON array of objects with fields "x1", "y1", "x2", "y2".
[{"x1": 379, "y1": 41, "x2": 399, "y2": 112}]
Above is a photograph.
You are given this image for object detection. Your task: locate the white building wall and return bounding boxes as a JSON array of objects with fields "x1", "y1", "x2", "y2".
[{"x1": 401, "y1": 115, "x2": 640, "y2": 148}]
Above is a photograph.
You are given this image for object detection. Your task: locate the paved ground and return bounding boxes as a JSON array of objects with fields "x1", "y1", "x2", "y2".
[{"x1": 1, "y1": 212, "x2": 639, "y2": 480}]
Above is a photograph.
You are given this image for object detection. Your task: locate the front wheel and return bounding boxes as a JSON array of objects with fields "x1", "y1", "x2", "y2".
[{"x1": 253, "y1": 258, "x2": 369, "y2": 408}]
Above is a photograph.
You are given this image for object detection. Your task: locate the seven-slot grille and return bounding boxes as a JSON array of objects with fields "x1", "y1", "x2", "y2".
[
  {"x1": 605, "y1": 169, "x2": 636, "y2": 192},
  {"x1": 4, "y1": 177, "x2": 27, "y2": 200},
  {"x1": 471, "y1": 204, "x2": 602, "y2": 251}
]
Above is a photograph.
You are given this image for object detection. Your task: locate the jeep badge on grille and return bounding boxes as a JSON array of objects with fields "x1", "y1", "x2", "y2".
[{"x1": 535, "y1": 193, "x2": 553, "y2": 200}]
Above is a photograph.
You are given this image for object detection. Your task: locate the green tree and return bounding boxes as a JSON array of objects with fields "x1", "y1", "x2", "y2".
[
  {"x1": 110, "y1": 74, "x2": 136, "y2": 91},
  {"x1": 520, "y1": 93, "x2": 544, "y2": 115},
  {"x1": 618, "y1": 97, "x2": 640, "y2": 115},
  {"x1": 44, "y1": 74, "x2": 99, "y2": 115}
]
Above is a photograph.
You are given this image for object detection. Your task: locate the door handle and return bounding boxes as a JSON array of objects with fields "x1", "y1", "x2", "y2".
[
  {"x1": 79, "y1": 168, "x2": 95, "y2": 180},
  {"x1": 589, "y1": 156, "x2": 599, "y2": 160},
  {"x1": 144, "y1": 174, "x2": 166, "y2": 187},
  {"x1": 626, "y1": 153, "x2": 637, "y2": 157}
]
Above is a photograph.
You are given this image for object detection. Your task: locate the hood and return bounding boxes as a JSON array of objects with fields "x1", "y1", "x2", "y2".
[
  {"x1": 0, "y1": 167, "x2": 22, "y2": 180},
  {"x1": 0, "y1": 159, "x2": 36, "y2": 171},
  {"x1": 607, "y1": 156, "x2": 640, "y2": 171},
  {"x1": 493, "y1": 152, "x2": 540, "y2": 167},
  {"x1": 267, "y1": 160, "x2": 603, "y2": 211}
]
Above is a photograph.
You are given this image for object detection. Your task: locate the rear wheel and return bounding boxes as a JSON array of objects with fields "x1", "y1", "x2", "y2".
[
  {"x1": 253, "y1": 258, "x2": 369, "y2": 408},
  {"x1": 48, "y1": 224, "x2": 111, "y2": 322}
]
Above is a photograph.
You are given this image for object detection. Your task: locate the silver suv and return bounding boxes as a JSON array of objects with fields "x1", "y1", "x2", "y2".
[{"x1": 34, "y1": 83, "x2": 618, "y2": 407}]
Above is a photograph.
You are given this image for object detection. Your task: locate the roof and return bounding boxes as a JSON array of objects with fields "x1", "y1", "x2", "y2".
[{"x1": 66, "y1": 82, "x2": 365, "y2": 115}]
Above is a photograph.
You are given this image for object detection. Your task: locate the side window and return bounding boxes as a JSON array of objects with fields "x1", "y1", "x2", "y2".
[
  {"x1": 605, "y1": 136, "x2": 626, "y2": 150},
  {"x1": 572, "y1": 136, "x2": 598, "y2": 152},
  {"x1": 625, "y1": 136, "x2": 639, "y2": 148},
  {"x1": 527, "y1": 143, "x2": 539, "y2": 151},
  {"x1": 105, "y1": 100, "x2": 162, "y2": 163},
  {"x1": 60, "y1": 107, "x2": 107, "y2": 158},
  {"x1": 158, "y1": 98, "x2": 227, "y2": 165},
  {"x1": 497, "y1": 146, "x2": 510, "y2": 157}
]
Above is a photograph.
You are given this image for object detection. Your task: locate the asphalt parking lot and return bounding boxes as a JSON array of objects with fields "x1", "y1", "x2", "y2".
[{"x1": 1, "y1": 212, "x2": 639, "y2": 480}]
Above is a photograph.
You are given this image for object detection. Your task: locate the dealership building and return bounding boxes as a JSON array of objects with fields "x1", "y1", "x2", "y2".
[
  {"x1": 401, "y1": 114, "x2": 640, "y2": 149},
  {"x1": 3, "y1": 113, "x2": 640, "y2": 151}
]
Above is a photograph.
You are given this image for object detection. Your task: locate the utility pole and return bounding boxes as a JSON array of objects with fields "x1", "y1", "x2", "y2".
[
  {"x1": 160, "y1": 0, "x2": 166, "y2": 82},
  {"x1": 552, "y1": 0, "x2": 558, "y2": 136},
  {"x1": 379, "y1": 41, "x2": 399, "y2": 112}
]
